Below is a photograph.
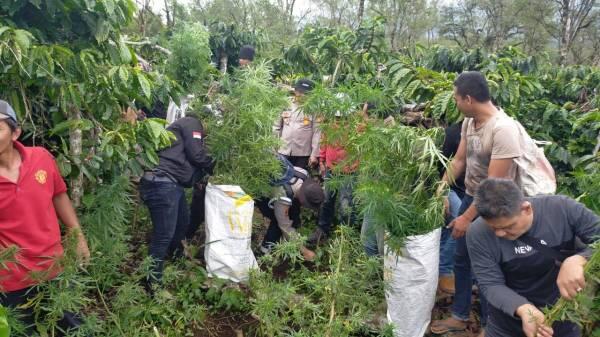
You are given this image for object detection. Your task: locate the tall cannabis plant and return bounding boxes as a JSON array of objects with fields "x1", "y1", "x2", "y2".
[
  {"x1": 304, "y1": 85, "x2": 447, "y2": 252},
  {"x1": 205, "y1": 63, "x2": 289, "y2": 197},
  {"x1": 166, "y1": 22, "x2": 214, "y2": 92},
  {"x1": 351, "y1": 123, "x2": 446, "y2": 251}
]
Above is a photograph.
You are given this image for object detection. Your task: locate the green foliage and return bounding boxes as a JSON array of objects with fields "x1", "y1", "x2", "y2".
[
  {"x1": 166, "y1": 22, "x2": 213, "y2": 92},
  {"x1": 382, "y1": 46, "x2": 599, "y2": 205},
  {"x1": 304, "y1": 84, "x2": 446, "y2": 250},
  {"x1": 350, "y1": 124, "x2": 446, "y2": 250},
  {"x1": 203, "y1": 279, "x2": 250, "y2": 313},
  {"x1": 0, "y1": 16, "x2": 180, "y2": 190},
  {"x1": 250, "y1": 226, "x2": 387, "y2": 337},
  {"x1": 6, "y1": 179, "x2": 225, "y2": 337},
  {"x1": 275, "y1": 17, "x2": 389, "y2": 85},
  {"x1": 1, "y1": 0, "x2": 599, "y2": 334},
  {"x1": 208, "y1": 21, "x2": 265, "y2": 71},
  {"x1": 0, "y1": 306, "x2": 8, "y2": 337},
  {"x1": 206, "y1": 63, "x2": 289, "y2": 198},
  {"x1": 0, "y1": 0, "x2": 136, "y2": 45},
  {"x1": 386, "y1": 56, "x2": 460, "y2": 121},
  {"x1": 544, "y1": 243, "x2": 600, "y2": 336}
]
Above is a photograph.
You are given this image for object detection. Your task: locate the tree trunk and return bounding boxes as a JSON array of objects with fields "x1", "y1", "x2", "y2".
[
  {"x1": 330, "y1": 59, "x2": 343, "y2": 87},
  {"x1": 171, "y1": 0, "x2": 177, "y2": 28},
  {"x1": 164, "y1": 0, "x2": 172, "y2": 28},
  {"x1": 558, "y1": 0, "x2": 572, "y2": 64},
  {"x1": 138, "y1": 2, "x2": 146, "y2": 36},
  {"x1": 219, "y1": 52, "x2": 228, "y2": 74},
  {"x1": 357, "y1": 0, "x2": 365, "y2": 24},
  {"x1": 287, "y1": 0, "x2": 296, "y2": 25},
  {"x1": 557, "y1": 0, "x2": 595, "y2": 65},
  {"x1": 390, "y1": 28, "x2": 397, "y2": 50},
  {"x1": 594, "y1": 130, "x2": 600, "y2": 156},
  {"x1": 69, "y1": 108, "x2": 84, "y2": 208}
]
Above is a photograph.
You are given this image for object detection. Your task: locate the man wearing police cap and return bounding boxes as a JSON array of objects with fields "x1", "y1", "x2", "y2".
[{"x1": 273, "y1": 78, "x2": 321, "y2": 170}]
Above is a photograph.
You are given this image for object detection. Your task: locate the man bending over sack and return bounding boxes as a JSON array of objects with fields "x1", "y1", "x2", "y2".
[{"x1": 258, "y1": 156, "x2": 325, "y2": 261}]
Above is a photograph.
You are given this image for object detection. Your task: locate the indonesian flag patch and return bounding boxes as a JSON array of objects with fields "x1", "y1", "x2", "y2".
[{"x1": 192, "y1": 131, "x2": 202, "y2": 139}]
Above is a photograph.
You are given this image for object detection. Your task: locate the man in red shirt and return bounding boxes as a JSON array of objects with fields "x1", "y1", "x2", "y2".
[
  {"x1": 307, "y1": 101, "x2": 366, "y2": 245},
  {"x1": 0, "y1": 100, "x2": 90, "y2": 333}
]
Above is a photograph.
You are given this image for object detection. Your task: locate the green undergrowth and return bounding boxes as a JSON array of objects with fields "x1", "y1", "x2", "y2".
[
  {"x1": 1, "y1": 177, "x2": 248, "y2": 337},
  {"x1": 249, "y1": 226, "x2": 393, "y2": 337},
  {"x1": 2, "y1": 178, "x2": 392, "y2": 337}
]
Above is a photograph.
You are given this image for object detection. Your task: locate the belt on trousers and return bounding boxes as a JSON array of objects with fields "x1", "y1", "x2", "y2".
[{"x1": 142, "y1": 171, "x2": 177, "y2": 183}]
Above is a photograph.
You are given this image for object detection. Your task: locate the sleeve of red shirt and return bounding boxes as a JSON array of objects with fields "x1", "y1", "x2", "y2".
[{"x1": 43, "y1": 149, "x2": 68, "y2": 196}]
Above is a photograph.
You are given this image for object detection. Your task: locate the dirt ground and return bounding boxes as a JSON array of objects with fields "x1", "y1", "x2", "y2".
[
  {"x1": 194, "y1": 312, "x2": 257, "y2": 337},
  {"x1": 426, "y1": 291, "x2": 484, "y2": 337},
  {"x1": 193, "y1": 287, "x2": 484, "y2": 337}
]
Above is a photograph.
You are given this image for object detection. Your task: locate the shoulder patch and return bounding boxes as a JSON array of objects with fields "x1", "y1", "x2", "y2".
[{"x1": 192, "y1": 131, "x2": 202, "y2": 139}]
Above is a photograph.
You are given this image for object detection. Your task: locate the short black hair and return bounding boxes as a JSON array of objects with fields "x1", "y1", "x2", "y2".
[
  {"x1": 453, "y1": 71, "x2": 490, "y2": 103},
  {"x1": 2, "y1": 118, "x2": 19, "y2": 133},
  {"x1": 239, "y1": 45, "x2": 255, "y2": 61},
  {"x1": 475, "y1": 178, "x2": 524, "y2": 219}
]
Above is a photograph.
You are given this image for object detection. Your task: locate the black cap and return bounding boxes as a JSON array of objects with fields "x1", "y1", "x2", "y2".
[
  {"x1": 294, "y1": 79, "x2": 314, "y2": 93},
  {"x1": 297, "y1": 179, "x2": 324, "y2": 211},
  {"x1": 239, "y1": 45, "x2": 255, "y2": 61}
]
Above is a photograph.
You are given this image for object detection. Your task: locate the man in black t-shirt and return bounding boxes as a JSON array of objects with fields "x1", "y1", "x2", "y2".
[{"x1": 467, "y1": 178, "x2": 599, "y2": 337}]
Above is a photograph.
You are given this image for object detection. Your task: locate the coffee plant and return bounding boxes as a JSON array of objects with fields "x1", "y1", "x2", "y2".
[{"x1": 0, "y1": 1, "x2": 598, "y2": 336}]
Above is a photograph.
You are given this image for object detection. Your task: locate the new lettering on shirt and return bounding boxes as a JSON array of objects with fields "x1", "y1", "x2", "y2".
[{"x1": 513, "y1": 239, "x2": 547, "y2": 255}]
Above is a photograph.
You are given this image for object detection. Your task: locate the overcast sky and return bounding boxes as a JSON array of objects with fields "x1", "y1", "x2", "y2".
[
  {"x1": 145, "y1": 0, "x2": 456, "y2": 21},
  {"x1": 147, "y1": 0, "x2": 320, "y2": 18}
]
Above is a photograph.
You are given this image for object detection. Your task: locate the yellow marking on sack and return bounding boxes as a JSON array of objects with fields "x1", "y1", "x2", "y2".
[
  {"x1": 228, "y1": 212, "x2": 246, "y2": 233},
  {"x1": 235, "y1": 195, "x2": 252, "y2": 207}
]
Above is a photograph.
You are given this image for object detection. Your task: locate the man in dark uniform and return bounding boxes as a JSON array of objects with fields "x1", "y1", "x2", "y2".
[
  {"x1": 238, "y1": 45, "x2": 255, "y2": 67},
  {"x1": 139, "y1": 112, "x2": 213, "y2": 285}
]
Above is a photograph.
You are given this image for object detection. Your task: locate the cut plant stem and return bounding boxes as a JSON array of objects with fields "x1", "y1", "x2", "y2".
[
  {"x1": 326, "y1": 228, "x2": 345, "y2": 337},
  {"x1": 544, "y1": 246, "x2": 599, "y2": 328}
]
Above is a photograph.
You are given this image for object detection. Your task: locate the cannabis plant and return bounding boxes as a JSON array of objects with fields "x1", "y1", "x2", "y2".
[
  {"x1": 544, "y1": 242, "x2": 599, "y2": 336},
  {"x1": 250, "y1": 226, "x2": 389, "y2": 337},
  {"x1": 0, "y1": 306, "x2": 8, "y2": 337},
  {"x1": 166, "y1": 22, "x2": 214, "y2": 92},
  {"x1": 205, "y1": 63, "x2": 289, "y2": 198},
  {"x1": 303, "y1": 85, "x2": 447, "y2": 252},
  {"x1": 351, "y1": 123, "x2": 446, "y2": 251}
]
